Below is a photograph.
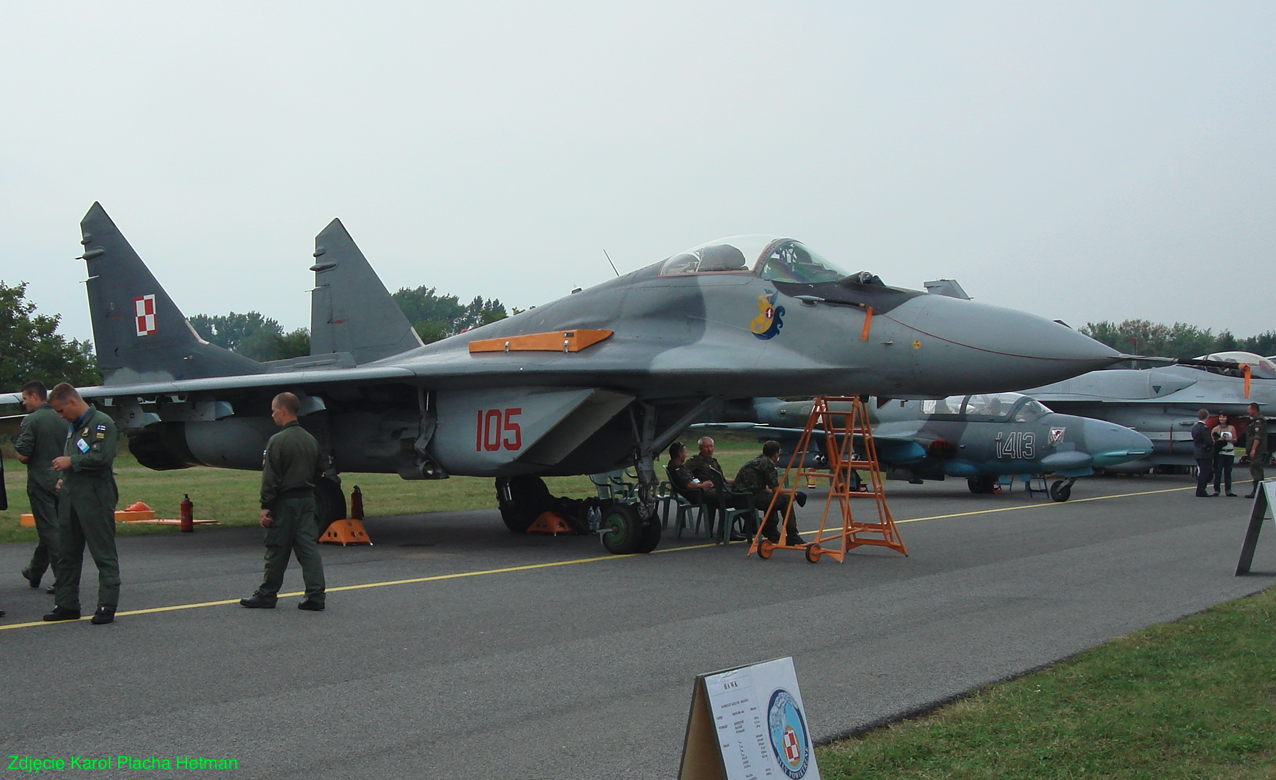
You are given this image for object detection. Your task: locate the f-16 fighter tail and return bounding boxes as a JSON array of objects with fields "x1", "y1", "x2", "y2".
[
  {"x1": 309, "y1": 218, "x2": 422, "y2": 364},
  {"x1": 81, "y1": 202, "x2": 263, "y2": 385}
]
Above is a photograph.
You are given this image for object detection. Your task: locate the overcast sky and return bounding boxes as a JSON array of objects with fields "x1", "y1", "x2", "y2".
[{"x1": 2, "y1": 2, "x2": 1273, "y2": 346}]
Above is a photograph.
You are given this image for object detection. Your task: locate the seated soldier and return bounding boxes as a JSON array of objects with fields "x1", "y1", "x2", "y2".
[
  {"x1": 734, "y1": 440, "x2": 804, "y2": 546},
  {"x1": 672, "y1": 440, "x2": 746, "y2": 541},
  {"x1": 667, "y1": 442, "x2": 714, "y2": 496}
]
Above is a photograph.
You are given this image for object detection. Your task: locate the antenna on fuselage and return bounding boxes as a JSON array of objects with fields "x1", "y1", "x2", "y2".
[{"x1": 602, "y1": 249, "x2": 620, "y2": 278}]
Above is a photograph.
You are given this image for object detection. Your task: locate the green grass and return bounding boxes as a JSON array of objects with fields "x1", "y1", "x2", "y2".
[
  {"x1": 0, "y1": 445, "x2": 764, "y2": 543},
  {"x1": 818, "y1": 586, "x2": 1276, "y2": 779}
]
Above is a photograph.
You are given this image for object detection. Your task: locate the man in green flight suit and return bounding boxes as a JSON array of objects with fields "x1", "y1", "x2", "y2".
[
  {"x1": 15, "y1": 381, "x2": 64, "y2": 594},
  {"x1": 44, "y1": 383, "x2": 120, "y2": 625},
  {"x1": 734, "y1": 440, "x2": 805, "y2": 546},
  {"x1": 240, "y1": 392, "x2": 327, "y2": 611}
]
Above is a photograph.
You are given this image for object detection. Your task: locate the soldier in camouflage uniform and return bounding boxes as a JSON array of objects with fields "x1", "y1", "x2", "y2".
[
  {"x1": 240, "y1": 392, "x2": 327, "y2": 611},
  {"x1": 14, "y1": 381, "x2": 63, "y2": 592},
  {"x1": 45, "y1": 383, "x2": 121, "y2": 625},
  {"x1": 734, "y1": 440, "x2": 803, "y2": 545}
]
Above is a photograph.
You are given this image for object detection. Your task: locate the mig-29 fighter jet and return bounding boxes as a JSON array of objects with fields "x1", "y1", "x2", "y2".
[
  {"x1": 1, "y1": 204, "x2": 1124, "y2": 553},
  {"x1": 698, "y1": 394, "x2": 1153, "y2": 501}
]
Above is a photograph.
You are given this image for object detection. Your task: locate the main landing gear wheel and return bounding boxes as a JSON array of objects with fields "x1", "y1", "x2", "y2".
[
  {"x1": 805, "y1": 544, "x2": 822, "y2": 564},
  {"x1": 634, "y1": 513, "x2": 662, "y2": 554},
  {"x1": 756, "y1": 540, "x2": 775, "y2": 560},
  {"x1": 314, "y1": 478, "x2": 346, "y2": 535},
  {"x1": 1049, "y1": 480, "x2": 1073, "y2": 502},
  {"x1": 967, "y1": 475, "x2": 997, "y2": 494},
  {"x1": 495, "y1": 475, "x2": 549, "y2": 533},
  {"x1": 600, "y1": 503, "x2": 643, "y2": 555}
]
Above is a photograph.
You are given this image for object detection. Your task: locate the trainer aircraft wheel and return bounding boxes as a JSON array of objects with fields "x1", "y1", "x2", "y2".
[
  {"x1": 967, "y1": 475, "x2": 996, "y2": 494},
  {"x1": 804, "y1": 544, "x2": 822, "y2": 564},
  {"x1": 1049, "y1": 480, "x2": 1072, "y2": 502},
  {"x1": 600, "y1": 503, "x2": 641, "y2": 555}
]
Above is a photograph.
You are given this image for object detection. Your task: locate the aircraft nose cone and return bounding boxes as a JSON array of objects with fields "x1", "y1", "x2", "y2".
[
  {"x1": 898, "y1": 296, "x2": 1121, "y2": 393},
  {"x1": 1083, "y1": 420, "x2": 1154, "y2": 468}
]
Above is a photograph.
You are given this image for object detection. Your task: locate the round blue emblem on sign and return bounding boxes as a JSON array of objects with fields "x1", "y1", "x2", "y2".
[{"x1": 767, "y1": 688, "x2": 810, "y2": 778}]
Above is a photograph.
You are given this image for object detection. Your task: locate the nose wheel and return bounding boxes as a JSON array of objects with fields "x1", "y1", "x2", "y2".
[{"x1": 1049, "y1": 479, "x2": 1075, "y2": 502}]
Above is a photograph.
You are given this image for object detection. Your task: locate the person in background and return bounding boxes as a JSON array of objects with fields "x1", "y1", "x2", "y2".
[
  {"x1": 1244, "y1": 403, "x2": 1268, "y2": 499},
  {"x1": 1211, "y1": 412, "x2": 1238, "y2": 497},
  {"x1": 1191, "y1": 409, "x2": 1214, "y2": 498}
]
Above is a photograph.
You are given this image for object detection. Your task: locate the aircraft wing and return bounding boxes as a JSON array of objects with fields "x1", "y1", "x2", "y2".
[{"x1": 0, "y1": 365, "x2": 417, "y2": 406}]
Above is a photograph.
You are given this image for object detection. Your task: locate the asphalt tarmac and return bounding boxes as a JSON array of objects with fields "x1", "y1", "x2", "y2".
[{"x1": 2, "y1": 474, "x2": 1273, "y2": 779}]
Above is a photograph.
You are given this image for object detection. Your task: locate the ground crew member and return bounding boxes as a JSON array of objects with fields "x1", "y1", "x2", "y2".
[
  {"x1": 735, "y1": 440, "x2": 804, "y2": 546},
  {"x1": 240, "y1": 392, "x2": 326, "y2": 611},
  {"x1": 15, "y1": 381, "x2": 63, "y2": 593},
  {"x1": 44, "y1": 383, "x2": 120, "y2": 625},
  {"x1": 1244, "y1": 403, "x2": 1268, "y2": 499}
]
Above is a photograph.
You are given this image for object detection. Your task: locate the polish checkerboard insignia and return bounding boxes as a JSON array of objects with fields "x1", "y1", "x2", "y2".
[
  {"x1": 134, "y1": 294, "x2": 157, "y2": 336},
  {"x1": 767, "y1": 688, "x2": 811, "y2": 778}
]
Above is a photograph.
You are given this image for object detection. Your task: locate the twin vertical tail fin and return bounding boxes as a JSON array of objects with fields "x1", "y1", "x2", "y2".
[
  {"x1": 81, "y1": 203, "x2": 263, "y2": 384},
  {"x1": 309, "y1": 219, "x2": 422, "y2": 364}
]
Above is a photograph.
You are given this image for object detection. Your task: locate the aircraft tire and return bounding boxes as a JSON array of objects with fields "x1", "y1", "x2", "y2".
[
  {"x1": 634, "y1": 513, "x2": 662, "y2": 553},
  {"x1": 967, "y1": 475, "x2": 996, "y2": 494},
  {"x1": 495, "y1": 476, "x2": 542, "y2": 533},
  {"x1": 314, "y1": 478, "x2": 346, "y2": 535},
  {"x1": 1049, "y1": 481, "x2": 1072, "y2": 502},
  {"x1": 600, "y1": 503, "x2": 642, "y2": 555}
]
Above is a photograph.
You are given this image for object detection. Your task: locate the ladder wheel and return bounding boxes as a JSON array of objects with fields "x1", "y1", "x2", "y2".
[
  {"x1": 805, "y1": 544, "x2": 822, "y2": 564},
  {"x1": 756, "y1": 540, "x2": 774, "y2": 560}
]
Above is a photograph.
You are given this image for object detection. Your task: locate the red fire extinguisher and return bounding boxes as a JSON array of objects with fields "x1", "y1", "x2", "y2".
[
  {"x1": 350, "y1": 486, "x2": 364, "y2": 520},
  {"x1": 180, "y1": 494, "x2": 194, "y2": 533}
]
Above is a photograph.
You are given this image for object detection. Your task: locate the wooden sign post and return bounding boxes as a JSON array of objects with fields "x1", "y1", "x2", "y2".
[
  {"x1": 1235, "y1": 480, "x2": 1276, "y2": 575},
  {"x1": 678, "y1": 657, "x2": 820, "y2": 780}
]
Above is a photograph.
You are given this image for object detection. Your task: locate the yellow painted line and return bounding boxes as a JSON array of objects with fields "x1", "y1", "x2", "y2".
[
  {"x1": 0, "y1": 485, "x2": 1192, "y2": 631},
  {"x1": 893, "y1": 484, "x2": 1196, "y2": 525}
]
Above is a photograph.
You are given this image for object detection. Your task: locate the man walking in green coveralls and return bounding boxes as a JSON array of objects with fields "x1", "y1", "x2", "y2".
[
  {"x1": 44, "y1": 383, "x2": 120, "y2": 625},
  {"x1": 240, "y1": 392, "x2": 327, "y2": 611},
  {"x1": 15, "y1": 381, "x2": 64, "y2": 593}
]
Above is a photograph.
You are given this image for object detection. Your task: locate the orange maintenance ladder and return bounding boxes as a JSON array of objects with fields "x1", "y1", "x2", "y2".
[{"x1": 748, "y1": 396, "x2": 907, "y2": 563}]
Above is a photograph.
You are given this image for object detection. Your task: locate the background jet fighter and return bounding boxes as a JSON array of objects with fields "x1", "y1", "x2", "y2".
[
  {"x1": 2, "y1": 204, "x2": 1123, "y2": 552},
  {"x1": 1020, "y1": 352, "x2": 1276, "y2": 471}
]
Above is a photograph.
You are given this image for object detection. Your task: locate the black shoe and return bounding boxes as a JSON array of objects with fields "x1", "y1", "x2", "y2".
[
  {"x1": 44, "y1": 586, "x2": 55, "y2": 595},
  {"x1": 1196, "y1": 492, "x2": 1210, "y2": 497},
  {"x1": 90, "y1": 607, "x2": 115, "y2": 625},
  {"x1": 729, "y1": 532, "x2": 747, "y2": 542},
  {"x1": 786, "y1": 535, "x2": 806, "y2": 546},
  {"x1": 1227, "y1": 492, "x2": 1239, "y2": 497},
  {"x1": 239, "y1": 594, "x2": 276, "y2": 609},
  {"x1": 43, "y1": 606, "x2": 80, "y2": 621},
  {"x1": 1211, "y1": 491, "x2": 1220, "y2": 496},
  {"x1": 1244, "y1": 493, "x2": 1256, "y2": 499},
  {"x1": 21, "y1": 568, "x2": 40, "y2": 589},
  {"x1": 297, "y1": 600, "x2": 325, "y2": 612}
]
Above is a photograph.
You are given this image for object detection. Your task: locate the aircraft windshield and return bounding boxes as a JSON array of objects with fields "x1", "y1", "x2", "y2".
[
  {"x1": 756, "y1": 239, "x2": 849, "y2": 284},
  {"x1": 658, "y1": 235, "x2": 850, "y2": 281},
  {"x1": 1194, "y1": 352, "x2": 1276, "y2": 380},
  {"x1": 921, "y1": 393, "x2": 1046, "y2": 422}
]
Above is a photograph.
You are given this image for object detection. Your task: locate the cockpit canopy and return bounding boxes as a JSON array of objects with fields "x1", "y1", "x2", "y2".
[
  {"x1": 1193, "y1": 352, "x2": 1276, "y2": 380},
  {"x1": 659, "y1": 235, "x2": 852, "y2": 284},
  {"x1": 917, "y1": 393, "x2": 1052, "y2": 423}
]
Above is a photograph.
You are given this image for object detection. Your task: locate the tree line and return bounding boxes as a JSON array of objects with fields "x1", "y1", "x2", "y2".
[{"x1": 1081, "y1": 320, "x2": 1276, "y2": 363}]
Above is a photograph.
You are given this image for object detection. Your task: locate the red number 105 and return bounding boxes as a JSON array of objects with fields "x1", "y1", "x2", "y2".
[{"x1": 476, "y1": 408, "x2": 522, "y2": 452}]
